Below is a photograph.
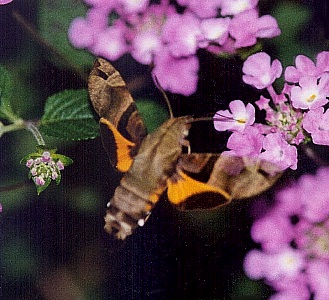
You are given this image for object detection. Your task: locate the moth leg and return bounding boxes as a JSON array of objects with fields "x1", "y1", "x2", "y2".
[
  {"x1": 137, "y1": 211, "x2": 151, "y2": 227},
  {"x1": 180, "y1": 138, "x2": 191, "y2": 154}
]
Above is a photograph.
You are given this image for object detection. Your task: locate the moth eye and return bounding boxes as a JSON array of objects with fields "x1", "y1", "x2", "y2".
[
  {"x1": 183, "y1": 129, "x2": 189, "y2": 137},
  {"x1": 106, "y1": 201, "x2": 111, "y2": 208}
]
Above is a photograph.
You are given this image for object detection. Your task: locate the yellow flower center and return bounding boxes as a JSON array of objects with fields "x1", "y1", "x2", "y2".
[
  {"x1": 236, "y1": 118, "x2": 246, "y2": 124},
  {"x1": 306, "y1": 94, "x2": 317, "y2": 102}
]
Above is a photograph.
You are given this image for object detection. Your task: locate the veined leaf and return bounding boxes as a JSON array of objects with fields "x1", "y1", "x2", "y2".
[
  {"x1": 40, "y1": 89, "x2": 99, "y2": 140},
  {"x1": 0, "y1": 64, "x2": 18, "y2": 122}
]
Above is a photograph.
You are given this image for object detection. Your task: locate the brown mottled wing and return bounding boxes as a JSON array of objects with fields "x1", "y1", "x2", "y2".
[
  {"x1": 206, "y1": 155, "x2": 281, "y2": 199},
  {"x1": 88, "y1": 58, "x2": 147, "y2": 171},
  {"x1": 167, "y1": 153, "x2": 281, "y2": 210}
]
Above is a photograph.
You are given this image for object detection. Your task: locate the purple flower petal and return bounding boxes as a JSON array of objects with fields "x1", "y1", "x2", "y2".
[
  {"x1": 285, "y1": 52, "x2": 329, "y2": 83},
  {"x1": 315, "y1": 51, "x2": 329, "y2": 73},
  {"x1": 199, "y1": 17, "x2": 230, "y2": 47},
  {"x1": 290, "y1": 75, "x2": 329, "y2": 110},
  {"x1": 177, "y1": 0, "x2": 222, "y2": 18},
  {"x1": 307, "y1": 260, "x2": 329, "y2": 299},
  {"x1": 92, "y1": 23, "x2": 128, "y2": 60},
  {"x1": 242, "y1": 52, "x2": 282, "y2": 89},
  {"x1": 221, "y1": 0, "x2": 259, "y2": 16},
  {"x1": 120, "y1": 0, "x2": 150, "y2": 14},
  {"x1": 255, "y1": 95, "x2": 270, "y2": 110},
  {"x1": 256, "y1": 15, "x2": 281, "y2": 38},
  {"x1": 251, "y1": 212, "x2": 294, "y2": 251},
  {"x1": 131, "y1": 29, "x2": 161, "y2": 65},
  {"x1": 259, "y1": 132, "x2": 298, "y2": 170},
  {"x1": 153, "y1": 50, "x2": 199, "y2": 96},
  {"x1": 230, "y1": 10, "x2": 280, "y2": 48},
  {"x1": 303, "y1": 107, "x2": 329, "y2": 145},
  {"x1": 0, "y1": 0, "x2": 13, "y2": 4},
  {"x1": 244, "y1": 249, "x2": 267, "y2": 279},
  {"x1": 214, "y1": 100, "x2": 255, "y2": 132},
  {"x1": 225, "y1": 126, "x2": 263, "y2": 157},
  {"x1": 68, "y1": 17, "x2": 95, "y2": 49},
  {"x1": 162, "y1": 13, "x2": 201, "y2": 57}
]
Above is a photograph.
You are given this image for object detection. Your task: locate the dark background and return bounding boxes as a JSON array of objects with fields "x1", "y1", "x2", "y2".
[{"x1": 0, "y1": 1, "x2": 328, "y2": 299}]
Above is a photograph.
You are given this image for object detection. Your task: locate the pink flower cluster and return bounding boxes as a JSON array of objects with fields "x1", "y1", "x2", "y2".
[
  {"x1": 244, "y1": 168, "x2": 329, "y2": 300},
  {"x1": 25, "y1": 151, "x2": 65, "y2": 187},
  {"x1": 214, "y1": 51, "x2": 329, "y2": 171},
  {"x1": 68, "y1": 0, "x2": 280, "y2": 95}
]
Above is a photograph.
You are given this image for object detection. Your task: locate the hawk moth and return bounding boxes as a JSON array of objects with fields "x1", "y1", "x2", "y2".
[{"x1": 88, "y1": 58, "x2": 280, "y2": 239}]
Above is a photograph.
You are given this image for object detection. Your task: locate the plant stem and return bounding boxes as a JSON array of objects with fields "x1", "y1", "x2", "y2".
[
  {"x1": 0, "y1": 119, "x2": 46, "y2": 147},
  {"x1": 0, "y1": 119, "x2": 25, "y2": 135},
  {"x1": 24, "y1": 121, "x2": 45, "y2": 146}
]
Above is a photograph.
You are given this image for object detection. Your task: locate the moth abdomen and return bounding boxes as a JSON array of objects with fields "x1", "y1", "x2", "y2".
[{"x1": 104, "y1": 185, "x2": 155, "y2": 239}]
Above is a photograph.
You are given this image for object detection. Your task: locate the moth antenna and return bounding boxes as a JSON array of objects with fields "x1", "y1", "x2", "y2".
[{"x1": 153, "y1": 75, "x2": 174, "y2": 119}]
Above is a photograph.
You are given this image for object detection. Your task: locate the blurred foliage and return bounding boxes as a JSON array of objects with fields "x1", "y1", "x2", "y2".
[
  {"x1": 0, "y1": 0, "x2": 328, "y2": 299},
  {"x1": 0, "y1": 65, "x2": 16, "y2": 121},
  {"x1": 38, "y1": 0, "x2": 94, "y2": 69},
  {"x1": 270, "y1": 2, "x2": 314, "y2": 66},
  {"x1": 136, "y1": 98, "x2": 169, "y2": 133}
]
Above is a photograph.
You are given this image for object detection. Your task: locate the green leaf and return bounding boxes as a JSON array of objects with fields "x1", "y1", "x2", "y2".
[
  {"x1": 52, "y1": 154, "x2": 73, "y2": 166},
  {"x1": 38, "y1": 0, "x2": 94, "y2": 69},
  {"x1": 35, "y1": 145, "x2": 57, "y2": 155},
  {"x1": 136, "y1": 99, "x2": 169, "y2": 132},
  {"x1": 40, "y1": 89, "x2": 99, "y2": 140},
  {"x1": 0, "y1": 64, "x2": 19, "y2": 122}
]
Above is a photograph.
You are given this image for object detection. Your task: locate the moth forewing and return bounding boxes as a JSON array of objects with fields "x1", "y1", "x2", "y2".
[
  {"x1": 88, "y1": 58, "x2": 131, "y2": 120},
  {"x1": 88, "y1": 58, "x2": 147, "y2": 169}
]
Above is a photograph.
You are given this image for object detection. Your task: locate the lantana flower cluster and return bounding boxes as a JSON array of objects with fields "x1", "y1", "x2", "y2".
[
  {"x1": 21, "y1": 149, "x2": 73, "y2": 194},
  {"x1": 244, "y1": 167, "x2": 329, "y2": 300},
  {"x1": 214, "y1": 51, "x2": 329, "y2": 171},
  {"x1": 69, "y1": 0, "x2": 280, "y2": 96}
]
